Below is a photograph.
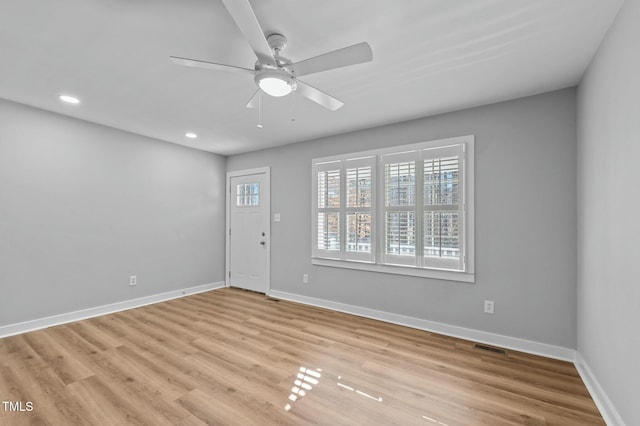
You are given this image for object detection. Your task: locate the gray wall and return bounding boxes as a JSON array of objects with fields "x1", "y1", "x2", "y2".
[
  {"x1": 0, "y1": 99, "x2": 226, "y2": 326},
  {"x1": 577, "y1": 0, "x2": 640, "y2": 424},
  {"x1": 228, "y1": 88, "x2": 577, "y2": 349}
]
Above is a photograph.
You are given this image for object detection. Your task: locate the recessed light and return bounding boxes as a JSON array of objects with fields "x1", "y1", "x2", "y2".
[
  {"x1": 185, "y1": 132, "x2": 198, "y2": 139},
  {"x1": 59, "y1": 94, "x2": 80, "y2": 104}
]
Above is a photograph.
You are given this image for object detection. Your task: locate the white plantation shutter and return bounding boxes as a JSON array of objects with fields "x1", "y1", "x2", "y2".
[
  {"x1": 422, "y1": 145, "x2": 464, "y2": 270},
  {"x1": 313, "y1": 161, "x2": 341, "y2": 257},
  {"x1": 312, "y1": 136, "x2": 473, "y2": 280},
  {"x1": 381, "y1": 151, "x2": 418, "y2": 266},
  {"x1": 345, "y1": 157, "x2": 375, "y2": 261},
  {"x1": 312, "y1": 157, "x2": 375, "y2": 261},
  {"x1": 380, "y1": 146, "x2": 465, "y2": 269}
]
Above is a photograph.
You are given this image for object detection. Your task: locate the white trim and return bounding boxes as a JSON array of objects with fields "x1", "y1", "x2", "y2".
[
  {"x1": 226, "y1": 167, "x2": 271, "y2": 292},
  {"x1": 463, "y1": 139, "x2": 475, "y2": 274},
  {"x1": 0, "y1": 282, "x2": 225, "y2": 339},
  {"x1": 575, "y1": 352, "x2": 626, "y2": 426},
  {"x1": 311, "y1": 258, "x2": 474, "y2": 283},
  {"x1": 267, "y1": 289, "x2": 575, "y2": 362}
]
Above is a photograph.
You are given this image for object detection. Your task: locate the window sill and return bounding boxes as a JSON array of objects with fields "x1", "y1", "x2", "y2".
[{"x1": 311, "y1": 258, "x2": 475, "y2": 283}]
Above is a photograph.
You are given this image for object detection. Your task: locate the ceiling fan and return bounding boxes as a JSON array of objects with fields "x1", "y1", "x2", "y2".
[{"x1": 170, "y1": 0, "x2": 373, "y2": 111}]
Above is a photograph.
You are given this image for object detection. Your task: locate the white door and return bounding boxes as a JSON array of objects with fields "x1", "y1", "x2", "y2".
[{"x1": 227, "y1": 169, "x2": 270, "y2": 293}]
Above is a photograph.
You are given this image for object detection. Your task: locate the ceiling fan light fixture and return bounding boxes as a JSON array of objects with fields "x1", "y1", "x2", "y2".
[{"x1": 255, "y1": 71, "x2": 293, "y2": 97}]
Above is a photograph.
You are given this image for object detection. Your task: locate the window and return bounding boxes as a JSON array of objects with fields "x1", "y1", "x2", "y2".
[
  {"x1": 345, "y1": 158, "x2": 374, "y2": 261},
  {"x1": 316, "y1": 164, "x2": 341, "y2": 253},
  {"x1": 422, "y1": 146, "x2": 464, "y2": 271},
  {"x1": 236, "y1": 182, "x2": 260, "y2": 206},
  {"x1": 312, "y1": 135, "x2": 474, "y2": 282},
  {"x1": 313, "y1": 157, "x2": 375, "y2": 261},
  {"x1": 382, "y1": 155, "x2": 417, "y2": 265}
]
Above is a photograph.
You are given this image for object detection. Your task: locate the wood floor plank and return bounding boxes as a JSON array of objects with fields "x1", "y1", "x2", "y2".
[
  {"x1": 0, "y1": 364, "x2": 92, "y2": 426},
  {"x1": 0, "y1": 288, "x2": 604, "y2": 425},
  {"x1": 22, "y1": 331, "x2": 95, "y2": 386},
  {"x1": 66, "y1": 321, "x2": 122, "y2": 352}
]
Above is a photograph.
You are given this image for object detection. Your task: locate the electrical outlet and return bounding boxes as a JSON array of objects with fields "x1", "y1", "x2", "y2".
[
  {"x1": 302, "y1": 274, "x2": 309, "y2": 284},
  {"x1": 130, "y1": 275, "x2": 137, "y2": 286},
  {"x1": 484, "y1": 300, "x2": 494, "y2": 314}
]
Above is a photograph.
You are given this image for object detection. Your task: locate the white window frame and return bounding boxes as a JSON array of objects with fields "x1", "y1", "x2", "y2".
[
  {"x1": 313, "y1": 160, "x2": 342, "y2": 259},
  {"x1": 312, "y1": 135, "x2": 475, "y2": 283},
  {"x1": 421, "y1": 144, "x2": 465, "y2": 271},
  {"x1": 380, "y1": 150, "x2": 419, "y2": 267},
  {"x1": 344, "y1": 156, "x2": 376, "y2": 262},
  {"x1": 312, "y1": 156, "x2": 376, "y2": 263}
]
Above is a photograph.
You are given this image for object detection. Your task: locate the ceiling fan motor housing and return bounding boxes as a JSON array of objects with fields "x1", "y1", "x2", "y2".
[
  {"x1": 255, "y1": 34, "x2": 293, "y2": 73},
  {"x1": 267, "y1": 34, "x2": 288, "y2": 54}
]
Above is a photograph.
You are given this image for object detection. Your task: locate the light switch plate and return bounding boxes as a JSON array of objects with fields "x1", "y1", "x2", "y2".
[{"x1": 484, "y1": 300, "x2": 495, "y2": 314}]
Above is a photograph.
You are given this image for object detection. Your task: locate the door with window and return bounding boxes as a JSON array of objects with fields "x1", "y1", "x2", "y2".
[{"x1": 227, "y1": 169, "x2": 270, "y2": 293}]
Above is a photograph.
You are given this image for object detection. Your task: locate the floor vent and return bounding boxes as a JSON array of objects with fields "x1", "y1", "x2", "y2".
[{"x1": 474, "y1": 343, "x2": 506, "y2": 355}]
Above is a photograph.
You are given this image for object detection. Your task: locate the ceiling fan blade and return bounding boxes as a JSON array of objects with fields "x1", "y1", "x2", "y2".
[
  {"x1": 170, "y1": 56, "x2": 255, "y2": 74},
  {"x1": 220, "y1": 0, "x2": 276, "y2": 67},
  {"x1": 246, "y1": 89, "x2": 261, "y2": 108},
  {"x1": 290, "y1": 42, "x2": 373, "y2": 77},
  {"x1": 295, "y1": 80, "x2": 344, "y2": 111}
]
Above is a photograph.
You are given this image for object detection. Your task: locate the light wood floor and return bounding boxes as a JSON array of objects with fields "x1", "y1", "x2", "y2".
[{"x1": 1, "y1": 288, "x2": 603, "y2": 425}]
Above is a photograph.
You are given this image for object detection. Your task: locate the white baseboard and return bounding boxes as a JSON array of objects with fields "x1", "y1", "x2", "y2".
[
  {"x1": 575, "y1": 352, "x2": 626, "y2": 426},
  {"x1": 0, "y1": 281, "x2": 225, "y2": 339},
  {"x1": 267, "y1": 289, "x2": 576, "y2": 362}
]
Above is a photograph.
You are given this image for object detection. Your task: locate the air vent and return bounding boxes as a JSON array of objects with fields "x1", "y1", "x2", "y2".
[{"x1": 474, "y1": 343, "x2": 506, "y2": 355}]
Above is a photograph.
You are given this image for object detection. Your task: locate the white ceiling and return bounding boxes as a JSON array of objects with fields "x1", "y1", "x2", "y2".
[{"x1": 0, "y1": 0, "x2": 623, "y2": 156}]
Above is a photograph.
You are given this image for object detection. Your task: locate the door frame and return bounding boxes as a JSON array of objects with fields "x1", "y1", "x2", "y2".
[{"x1": 225, "y1": 167, "x2": 271, "y2": 291}]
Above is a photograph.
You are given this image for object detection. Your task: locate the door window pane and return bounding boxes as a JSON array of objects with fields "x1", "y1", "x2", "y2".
[{"x1": 236, "y1": 183, "x2": 260, "y2": 207}]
